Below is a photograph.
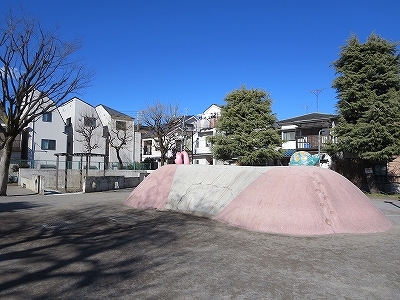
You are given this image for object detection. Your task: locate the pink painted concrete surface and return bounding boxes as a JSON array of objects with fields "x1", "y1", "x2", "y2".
[
  {"x1": 124, "y1": 165, "x2": 177, "y2": 210},
  {"x1": 216, "y1": 167, "x2": 392, "y2": 235},
  {"x1": 125, "y1": 165, "x2": 392, "y2": 236}
]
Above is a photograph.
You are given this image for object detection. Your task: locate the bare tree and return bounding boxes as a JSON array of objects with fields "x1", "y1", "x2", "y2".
[
  {"x1": 74, "y1": 110, "x2": 102, "y2": 174},
  {"x1": 107, "y1": 119, "x2": 133, "y2": 169},
  {"x1": 0, "y1": 11, "x2": 91, "y2": 195},
  {"x1": 141, "y1": 101, "x2": 181, "y2": 166}
]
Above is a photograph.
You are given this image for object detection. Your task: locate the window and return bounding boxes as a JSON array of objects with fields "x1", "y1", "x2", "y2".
[
  {"x1": 84, "y1": 117, "x2": 96, "y2": 127},
  {"x1": 42, "y1": 112, "x2": 52, "y2": 122},
  {"x1": 103, "y1": 126, "x2": 109, "y2": 137},
  {"x1": 176, "y1": 140, "x2": 183, "y2": 151},
  {"x1": 373, "y1": 164, "x2": 387, "y2": 183},
  {"x1": 282, "y1": 131, "x2": 295, "y2": 141},
  {"x1": 65, "y1": 117, "x2": 71, "y2": 127},
  {"x1": 116, "y1": 120, "x2": 126, "y2": 131},
  {"x1": 143, "y1": 140, "x2": 152, "y2": 155},
  {"x1": 41, "y1": 139, "x2": 56, "y2": 150},
  {"x1": 206, "y1": 138, "x2": 212, "y2": 147}
]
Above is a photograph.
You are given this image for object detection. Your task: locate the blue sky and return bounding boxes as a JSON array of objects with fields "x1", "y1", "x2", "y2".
[{"x1": 3, "y1": 0, "x2": 400, "y2": 120}]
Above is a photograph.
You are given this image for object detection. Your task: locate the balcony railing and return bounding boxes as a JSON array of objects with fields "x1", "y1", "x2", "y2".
[
  {"x1": 296, "y1": 135, "x2": 332, "y2": 151},
  {"x1": 194, "y1": 146, "x2": 212, "y2": 155}
]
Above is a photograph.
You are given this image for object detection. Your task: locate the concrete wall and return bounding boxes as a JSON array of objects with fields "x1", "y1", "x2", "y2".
[
  {"x1": 83, "y1": 176, "x2": 142, "y2": 193},
  {"x1": 83, "y1": 176, "x2": 122, "y2": 193},
  {"x1": 19, "y1": 168, "x2": 149, "y2": 193},
  {"x1": 19, "y1": 175, "x2": 44, "y2": 194}
]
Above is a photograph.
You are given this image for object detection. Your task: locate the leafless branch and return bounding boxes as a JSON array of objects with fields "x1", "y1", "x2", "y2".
[
  {"x1": 0, "y1": 10, "x2": 92, "y2": 195},
  {"x1": 141, "y1": 101, "x2": 181, "y2": 165},
  {"x1": 0, "y1": 11, "x2": 92, "y2": 135},
  {"x1": 74, "y1": 109, "x2": 101, "y2": 154}
]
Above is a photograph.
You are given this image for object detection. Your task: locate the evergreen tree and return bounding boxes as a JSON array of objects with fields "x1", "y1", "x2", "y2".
[
  {"x1": 209, "y1": 85, "x2": 283, "y2": 165},
  {"x1": 330, "y1": 33, "x2": 400, "y2": 161}
]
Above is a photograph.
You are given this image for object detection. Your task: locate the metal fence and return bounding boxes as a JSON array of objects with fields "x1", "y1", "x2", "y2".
[{"x1": 10, "y1": 159, "x2": 152, "y2": 171}]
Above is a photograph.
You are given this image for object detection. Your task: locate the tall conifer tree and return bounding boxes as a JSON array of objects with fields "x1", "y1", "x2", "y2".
[
  {"x1": 330, "y1": 33, "x2": 400, "y2": 161},
  {"x1": 209, "y1": 85, "x2": 283, "y2": 165}
]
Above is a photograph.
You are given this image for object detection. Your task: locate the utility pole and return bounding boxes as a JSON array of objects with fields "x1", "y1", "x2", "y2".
[
  {"x1": 182, "y1": 108, "x2": 189, "y2": 152},
  {"x1": 311, "y1": 89, "x2": 323, "y2": 112}
]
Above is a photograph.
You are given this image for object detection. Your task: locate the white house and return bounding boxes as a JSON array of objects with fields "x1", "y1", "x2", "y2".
[
  {"x1": 96, "y1": 104, "x2": 141, "y2": 168},
  {"x1": 58, "y1": 97, "x2": 106, "y2": 169},
  {"x1": 193, "y1": 104, "x2": 221, "y2": 165},
  {"x1": 141, "y1": 114, "x2": 198, "y2": 167},
  {"x1": 21, "y1": 100, "x2": 67, "y2": 169}
]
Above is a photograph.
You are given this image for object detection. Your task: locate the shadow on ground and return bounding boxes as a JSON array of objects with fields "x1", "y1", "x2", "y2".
[
  {"x1": 1, "y1": 196, "x2": 399, "y2": 300},
  {"x1": 0, "y1": 206, "x2": 196, "y2": 299},
  {"x1": 0, "y1": 201, "x2": 41, "y2": 213}
]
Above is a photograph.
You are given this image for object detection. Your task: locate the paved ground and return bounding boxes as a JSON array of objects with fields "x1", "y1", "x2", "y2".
[{"x1": 0, "y1": 185, "x2": 399, "y2": 299}]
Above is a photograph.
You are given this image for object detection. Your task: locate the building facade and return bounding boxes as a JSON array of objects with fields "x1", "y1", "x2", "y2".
[
  {"x1": 278, "y1": 113, "x2": 337, "y2": 167},
  {"x1": 140, "y1": 115, "x2": 198, "y2": 167},
  {"x1": 96, "y1": 104, "x2": 140, "y2": 168},
  {"x1": 192, "y1": 104, "x2": 221, "y2": 165},
  {"x1": 58, "y1": 97, "x2": 106, "y2": 169},
  {"x1": 20, "y1": 100, "x2": 67, "y2": 169}
]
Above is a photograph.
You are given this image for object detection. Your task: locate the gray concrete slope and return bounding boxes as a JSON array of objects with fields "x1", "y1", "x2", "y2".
[{"x1": 165, "y1": 165, "x2": 273, "y2": 216}]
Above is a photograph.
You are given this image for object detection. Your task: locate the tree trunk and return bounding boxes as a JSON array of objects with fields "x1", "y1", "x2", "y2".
[
  {"x1": 85, "y1": 154, "x2": 89, "y2": 177},
  {"x1": 160, "y1": 150, "x2": 166, "y2": 166},
  {"x1": 0, "y1": 138, "x2": 15, "y2": 196},
  {"x1": 116, "y1": 150, "x2": 123, "y2": 170}
]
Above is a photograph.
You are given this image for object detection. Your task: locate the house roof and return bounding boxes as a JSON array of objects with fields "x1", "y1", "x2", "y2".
[
  {"x1": 202, "y1": 104, "x2": 222, "y2": 115},
  {"x1": 182, "y1": 115, "x2": 197, "y2": 125},
  {"x1": 278, "y1": 112, "x2": 337, "y2": 127},
  {"x1": 98, "y1": 104, "x2": 133, "y2": 121},
  {"x1": 60, "y1": 96, "x2": 92, "y2": 108}
]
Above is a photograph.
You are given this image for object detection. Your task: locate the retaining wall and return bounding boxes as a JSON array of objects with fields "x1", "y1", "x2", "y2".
[
  {"x1": 19, "y1": 175, "x2": 44, "y2": 194},
  {"x1": 19, "y1": 169, "x2": 149, "y2": 193}
]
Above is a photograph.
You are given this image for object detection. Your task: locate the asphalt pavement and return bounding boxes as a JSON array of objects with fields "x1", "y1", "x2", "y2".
[{"x1": 0, "y1": 184, "x2": 399, "y2": 299}]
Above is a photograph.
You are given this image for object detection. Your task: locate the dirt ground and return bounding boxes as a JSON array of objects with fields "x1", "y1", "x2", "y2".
[{"x1": 0, "y1": 186, "x2": 399, "y2": 299}]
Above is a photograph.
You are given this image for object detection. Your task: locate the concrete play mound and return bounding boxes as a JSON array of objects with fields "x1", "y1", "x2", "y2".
[{"x1": 124, "y1": 165, "x2": 392, "y2": 235}]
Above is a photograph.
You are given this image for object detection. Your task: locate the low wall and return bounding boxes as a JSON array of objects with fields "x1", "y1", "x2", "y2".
[
  {"x1": 19, "y1": 169, "x2": 149, "y2": 193},
  {"x1": 19, "y1": 175, "x2": 44, "y2": 194},
  {"x1": 83, "y1": 176, "x2": 142, "y2": 193}
]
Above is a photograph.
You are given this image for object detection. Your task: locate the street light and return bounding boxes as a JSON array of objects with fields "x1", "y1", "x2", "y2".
[{"x1": 318, "y1": 129, "x2": 330, "y2": 167}]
